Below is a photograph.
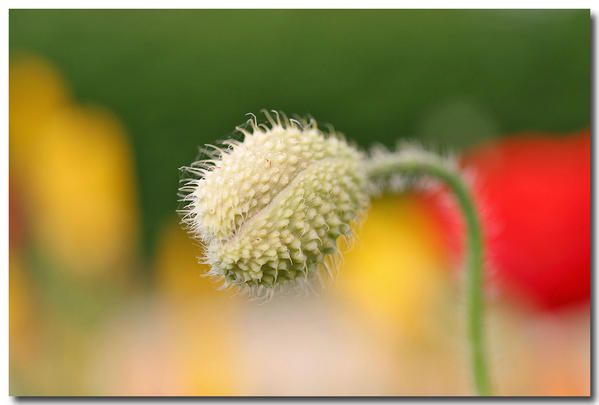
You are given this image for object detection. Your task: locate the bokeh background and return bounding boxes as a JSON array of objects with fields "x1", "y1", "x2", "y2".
[{"x1": 9, "y1": 9, "x2": 590, "y2": 396}]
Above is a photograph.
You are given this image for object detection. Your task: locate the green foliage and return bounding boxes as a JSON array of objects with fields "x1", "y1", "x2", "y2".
[{"x1": 9, "y1": 9, "x2": 590, "y2": 256}]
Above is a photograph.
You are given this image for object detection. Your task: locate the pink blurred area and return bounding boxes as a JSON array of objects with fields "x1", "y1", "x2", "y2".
[{"x1": 8, "y1": 55, "x2": 590, "y2": 396}]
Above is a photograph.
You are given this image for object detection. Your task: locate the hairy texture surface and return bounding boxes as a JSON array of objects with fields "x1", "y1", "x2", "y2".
[
  {"x1": 180, "y1": 112, "x2": 368, "y2": 298},
  {"x1": 366, "y1": 142, "x2": 461, "y2": 196}
]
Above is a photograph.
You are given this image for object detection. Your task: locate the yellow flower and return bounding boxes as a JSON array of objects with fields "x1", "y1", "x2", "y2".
[
  {"x1": 9, "y1": 55, "x2": 70, "y2": 173},
  {"x1": 334, "y1": 194, "x2": 454, "y2": 342},
  {"x1": 10, "y1": 54, "x2": 139, "y2": 277},
  {"x1": 26, "y1": 105, "x2": 139, "y2": 276}
]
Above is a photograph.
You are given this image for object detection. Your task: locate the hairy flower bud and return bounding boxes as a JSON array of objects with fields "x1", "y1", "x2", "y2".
[{"x1": 180, "y1": 112, "x2": 368, "y2": 297}]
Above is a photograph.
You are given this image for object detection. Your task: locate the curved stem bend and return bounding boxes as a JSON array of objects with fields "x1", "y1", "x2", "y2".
[{"x1": 366, "y1": 151, "x2": 492, "y2": 396}]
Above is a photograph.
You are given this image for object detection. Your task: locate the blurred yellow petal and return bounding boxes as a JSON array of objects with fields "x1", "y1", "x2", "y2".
[
  {"x1": 335, "y1": 194, "x2": 454, "y2": 343},
  {"x1": 154, "y1": 218, "x2": 237, "y2": 302},
  {"x1": 26, "y1": 105, "x2": 139, "y2": 276},
  {"x1": 9, "y1": 55, "x2": 70, "y2": 173}
]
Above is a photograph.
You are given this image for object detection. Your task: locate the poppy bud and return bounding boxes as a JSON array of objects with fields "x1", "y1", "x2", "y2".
[{"x1": 180, "y1": 112, "x2": 368, "y2": 297}]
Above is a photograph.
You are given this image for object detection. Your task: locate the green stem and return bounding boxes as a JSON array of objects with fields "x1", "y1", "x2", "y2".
[{"x1": 366, "y1": 151, "x2": 492, "y2": 396}]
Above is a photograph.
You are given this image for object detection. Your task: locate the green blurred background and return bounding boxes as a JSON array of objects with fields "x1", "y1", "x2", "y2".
[{"x1": 9, "y1": 9, "x2": 590, "y2": 257}]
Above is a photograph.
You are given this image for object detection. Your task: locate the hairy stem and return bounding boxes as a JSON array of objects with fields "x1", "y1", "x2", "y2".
[{"x1": 366, "y1": 150, "x2": 492, "y2": 396}]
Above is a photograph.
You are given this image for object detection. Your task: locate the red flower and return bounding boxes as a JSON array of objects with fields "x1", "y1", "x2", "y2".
[{"x1": 422, "y1": 130, "x2": 590, "y2": 311}]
